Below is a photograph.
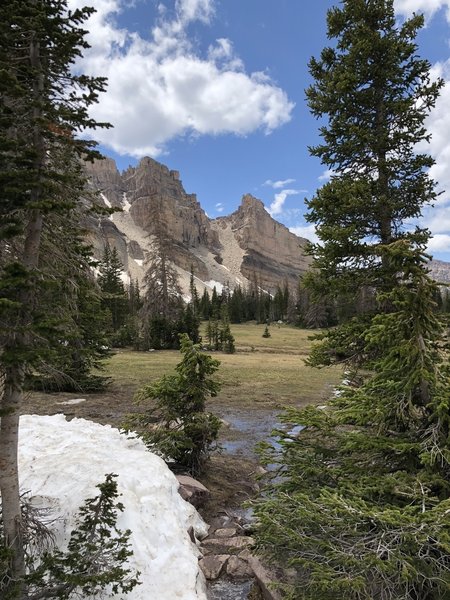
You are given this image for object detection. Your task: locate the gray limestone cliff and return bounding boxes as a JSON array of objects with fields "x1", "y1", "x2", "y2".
[{"x1": 212, "y1": 194, "x2": 311, "y2": 291}]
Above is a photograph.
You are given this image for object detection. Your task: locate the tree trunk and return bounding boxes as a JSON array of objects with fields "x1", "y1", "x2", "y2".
[
  {"x1": 1, "y1": 26, "x2": 45, "y2": 587},
  {"x1": 0, "y1": 366, "x2": 26, "y2": 595}
]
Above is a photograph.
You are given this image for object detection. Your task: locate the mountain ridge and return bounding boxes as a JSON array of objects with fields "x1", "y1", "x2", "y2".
[
  {"x1": 84, "y1": 156, "x2": 450, "y2": 295},
  {"x1": 85, "y1": 156, "x2": 312, "y2": 296}
]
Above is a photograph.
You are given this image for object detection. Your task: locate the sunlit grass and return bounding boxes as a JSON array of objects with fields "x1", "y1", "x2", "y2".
[{"x1": 104, "y1": 323, "x2": 341, "y2": 409}]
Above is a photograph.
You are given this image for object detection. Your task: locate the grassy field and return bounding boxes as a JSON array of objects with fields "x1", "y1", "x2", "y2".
[
  {"x1": 25, "y1": 322, "x2": 342, "y2": 517},
  {"x1": 104, "y1": 322, "x2": 341, "y2": 409}
]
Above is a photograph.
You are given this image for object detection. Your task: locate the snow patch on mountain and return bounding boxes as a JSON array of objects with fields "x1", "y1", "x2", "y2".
[{"x1": 101, "y1": 193, "x2": 112, "y2": 208}]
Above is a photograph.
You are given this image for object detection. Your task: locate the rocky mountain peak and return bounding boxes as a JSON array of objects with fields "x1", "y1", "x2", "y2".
[
  {"x1": 85, "y1": 155, "x2": 450, "y2": 297},
  {"x1": 84, "y1": 157, "x2": 306, "y2": 294},
  {"x1": 240, "y1": 193, "x2": 266, "y2": 213}
]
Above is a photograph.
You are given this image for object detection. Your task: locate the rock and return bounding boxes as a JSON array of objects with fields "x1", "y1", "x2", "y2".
[
  {"x1": 85, "y1": 155, "x2": 316, "y2": 298},
  {"x1": 238, "y1": 548, "x2": 253, "y2": 561},
  {"x1": 176, "y1": 475, "x2": 210, "y2": 509},
  {"x1": 214, "y1": 527, "x2": 237, "y2": 538},
  {"x1": 215, "y1": 193, "x2": 311, "y2": 291},
  {"x1": 429, "y1": 259, "x2": 450, "y2": 283},
  {"x1": 199, "y1": 554, "x2": 229, "y2": 580},
  {"x1": 226, "y1": 555, "x2": 253, "y2": 579},
  {"x1": 201, "y1": 536, "x2": 254, "y2": 554},
  {"x1": 247, "y1": 556, "x2": 282, "y2": 600}
]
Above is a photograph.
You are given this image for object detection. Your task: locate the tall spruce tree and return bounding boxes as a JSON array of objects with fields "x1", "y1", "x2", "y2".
[
  {"x1": 304, "y1": 0, "x2": 442, "y2": 315},
  {"x1": 0, "y1": 0, "x2": 111, "y2": 592},
  {"x1": 140, "y1": 199, "x2": 184, "y2": 349},
  {"x1": 97, "y1": 243, "x2": 129, "y2": 334},
  {"x1": 254, "y1": 2, "x2": 450, "y2": 599}
]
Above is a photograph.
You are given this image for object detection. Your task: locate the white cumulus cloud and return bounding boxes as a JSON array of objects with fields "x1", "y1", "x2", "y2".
[
  {"x1": 393, "y1": 3, "x2": 450, "y2": 258},
  {"x1": 289, "y1": 223, "x2": 318, "y2": 243},
  {"x1": 394, "y1": 0, "x2": 450, "y2": 21},
  {"x1": 268, "y1": 189, "x2": 299, "y2": 216},
  {"x1": 68, "y1": 0, "x2": 294, "y2": 157},
  {"x1": 427, "y1": 233, "x2": 450, "y2": 252},
  {"x1": 318, "y1": 168, "x2": 335, "y2": 182},
  {"x1": 264, "y1": 178, "x2": 296, "y2": 189}
]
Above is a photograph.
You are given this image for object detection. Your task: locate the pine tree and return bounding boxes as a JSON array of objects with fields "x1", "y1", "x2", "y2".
[
  {"x1": 17, "y1": 475, "x2": 139, "y2": 599},
  {"x1": 253, "y1": 3, "x2": 450, "y2": 598},
  {"x1": 229, "y1": 285, "x2": 244, "y2": 323},
  {"x1": 199, "y1": 288, "x2": 211, "y2": 320},
  {"x1": 97, "y1": 243, "x2": 129, "y2": 347},
  {"x1": 219, "y1": 306, "x2": 235, "y2": 354},
  {"x1": 255, "y1": 246, "x2": 450, "y2": 599},
  {"x1": 305, "y1": 0, "x2": 442, "y2": 326},
  {"x1": 189, "y1": 265, "x2": 200, "y2": 315},
  {"x1": 130, "y1": 335, "x2": 222, "y2": 475},
  {"x1": 140, "y1": 201, "x2": 183, "y2": 349},
  {"x1": 0, "y1": 0, "x2": 110, "y2": 591},
  {"x1": 97, "y1": 244, "x2": 129, "y2": 334},
  {"x1": 210, "y1": 286, "x2": 221, "y2": 316},
  {"x1": 181, "y1": 302, "x2": 200, "y2": 344}
]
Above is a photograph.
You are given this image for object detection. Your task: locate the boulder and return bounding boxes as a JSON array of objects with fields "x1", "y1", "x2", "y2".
[
  {"x1": 247, "y1": 556, "x2": 282, "y2": 600},
  {"x1": 201, "y1": 535, "x2": 254, "y2": 554},
  {"x1": 176, "y1": 475, "x2": 210, "y2": 508},
  {"x1": 198, "y1": 554, "x2": 229, "y2": 580},
  {"x1": 226, "y1": 555, "x2": 253, "y2": 579},
  {"x1": 214, "y1": 527, "x2": 238, "y2": 538}
]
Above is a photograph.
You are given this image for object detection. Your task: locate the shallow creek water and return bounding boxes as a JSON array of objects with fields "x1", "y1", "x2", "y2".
[
  {"x1": 205, "y1": 407, "x2": 296, "y2": 599},
  {"x1": 216, "y1": 408, "x2": 281, "y2": 458}
]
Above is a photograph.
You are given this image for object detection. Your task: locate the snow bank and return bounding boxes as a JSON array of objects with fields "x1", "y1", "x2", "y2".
[
  {"x1": 101, "y1": 192, "x2": 112, "y2": 208},
  {"x1": 122, "y1": 192, "x2": 132, "y2": 212},
  {"x1": 205, "y1": 280, "x2": 224, "y2": 293},
  {"x1": 18, "y1": 415, "x2": 208, "y2": 600}
]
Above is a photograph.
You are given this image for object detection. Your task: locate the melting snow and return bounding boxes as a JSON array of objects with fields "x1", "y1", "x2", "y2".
[
  {"x1": 17, "y1": 415, "x2": 208, "y2": 600},
  {"x1": 57, "y1": 398, "x2": 86, "y2": 405},
  {"x1": 101, "y1": 193, "x2": 112, "y2": 208},
  {"x1": 122, "y1": 192, "x2": 132, "y2": 212},
  {"x1": 134, "y1": 259, "x2": 143, "y2": 267},
  {"x1": 205, "y1": 280, "x2": 224, "y2": 293},
  {"x1": 120, "y1": 271, "x2": 131, "y2": 285}
]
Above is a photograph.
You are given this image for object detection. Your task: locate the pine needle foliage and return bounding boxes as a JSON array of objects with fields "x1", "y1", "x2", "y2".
[
  {"x1": 1, "y1": 474, "x2": 140, "y2": 600},
  {"x1": 253, "y1": 2, "x2": 450, "y2": 598},
  {"x1": 255, "y1": 246, "x2": 450, "y2": 600},
  {"x1": 305, "y1": 1, "x2": 442, "y2": 295},
  {"x1": 130, "y1": 334, "x2": 222, "y2": 475},
  {"x1": 0, "y1": 0, "x2": 111, "y2": 589}
]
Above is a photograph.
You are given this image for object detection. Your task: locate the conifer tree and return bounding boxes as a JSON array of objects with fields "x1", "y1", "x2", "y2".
[
  {"x1": 228, "y1": 285, "x2": 244, "y2": 323},
  {"x1": 199, "y1": 288, "x2": 211, "y2": 319},
  {"x1": 10, "y1": 475, "x2": 140, "y2": 599},
  {"x1": 189, "y1": 265, "x2": 200, "y2": 315},
  {"x1": 0, "y1": 0, "x2": 110, "y2": 591},
  {"x1": 140, "y1": 201, "x2": 184, "y2": 349},
  {"x1": 219, "y1": 305, "x2": 236, "y2": 353},
  {"x1": 305, "y1": 0, "x2": 442, "y2": 305},
  {"x1": 130, "y1": 335, "x2": 222, "y2": 475},
  {"x1": 254, "y1": 3, "x2": 450, "y2": 599},
  {"x1": 97, "y1": 244, "x2": 129, "y2": 333}
]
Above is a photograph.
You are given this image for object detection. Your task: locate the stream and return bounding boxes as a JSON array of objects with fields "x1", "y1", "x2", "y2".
[{"x1": 205, "y1": 406, "x2": 300, "y2": 599}]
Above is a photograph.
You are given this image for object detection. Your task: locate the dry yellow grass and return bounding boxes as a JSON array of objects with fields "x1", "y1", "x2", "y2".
[{"x1": 105, "y1": 323, "x2": 341, "y2": 409}]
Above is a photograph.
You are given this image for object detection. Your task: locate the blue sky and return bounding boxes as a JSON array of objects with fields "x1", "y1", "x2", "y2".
[{"x1": 69, "y1": 0, "x2": 450, "y2": 261}]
